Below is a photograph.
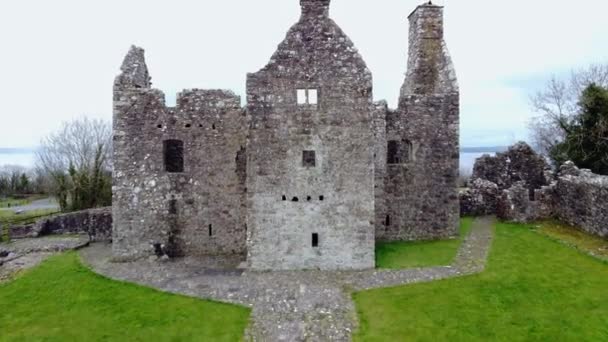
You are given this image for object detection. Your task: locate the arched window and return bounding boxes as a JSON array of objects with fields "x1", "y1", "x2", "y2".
[{"x1": 164, "y1": 140, "x2": 184, "y2": 173}]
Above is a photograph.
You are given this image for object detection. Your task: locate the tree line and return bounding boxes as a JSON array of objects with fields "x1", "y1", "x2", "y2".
[
  {"x1": 529, "y1": 64, "x2": 608, "y2": 175},
  {"x1": 35, "y1": 118, "x2": 112, "y2": 212},
  {"x1": 0, "y1": 166, "x2": 46, "y2": 197}
]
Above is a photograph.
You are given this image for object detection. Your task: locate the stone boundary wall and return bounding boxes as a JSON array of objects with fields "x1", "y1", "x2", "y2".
[
  {"x1": 461, "y1": 141, "x2": 607, "y2": 239},
  {"x1": 8, "y1": 207, "x2": 112, "y2": 241},
  {"x1": 553, "y1": 168, "x2": 608, "y2": 238}
]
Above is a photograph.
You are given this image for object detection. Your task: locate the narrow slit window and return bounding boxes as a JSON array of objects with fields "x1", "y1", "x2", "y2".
[
  {"x1": 164, "y1": 140, "x2": 184, "y2": 173},
  {"x1": 529, "y1": 189, "x2": 536, "y2": 201},
  {"x1": 319, "y1": 195, "x2": 324, "y2": 201},
  {"x1": 209, "y1": 224, "x2": 213, "y2": 237},
  {"x1": 385, "y1": 215, "x2": 391, "y2": 227},
  {"x1": 169, "y1": 199, "x2": 177, "y2": 215},
  {"x1": 312, "y1": 233, "x2": 319, "y2": 247},
  {"x1": 387, "y1": 140, "x2": 400, "y2": 165},
  {"x1": 282, "y1": 195, "x2": 287, "y2": 201}
]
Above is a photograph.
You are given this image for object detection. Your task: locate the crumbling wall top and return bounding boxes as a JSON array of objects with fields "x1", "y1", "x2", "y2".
[{"x1": 114, "y1": 45, "x2": 151, "y2": 90}]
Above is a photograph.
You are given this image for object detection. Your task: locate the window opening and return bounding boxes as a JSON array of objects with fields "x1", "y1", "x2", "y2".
[
  {"x1": 164, "y1": 140, "x2": 184, "y2": 173},
  {"x1": 303, "y1": 150, "x2": 316, "y2": 167},
  {"x1": 169, "y1": 199, "x2": 177, "y2": 215},
  {"x1": 312, "y1": 233, "x2": 319, "y2": 247},
  {"x1": 297, "y1": 88, "x2": 319, "y2": 106},
  {"x1": 297, "y1": 89, "x2": 307, "y2": 105}
]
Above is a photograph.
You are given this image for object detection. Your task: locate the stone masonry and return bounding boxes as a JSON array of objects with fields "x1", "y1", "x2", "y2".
[
  {"x1": 376, "y1": 3, "x2": 460, "y2": 241},
  {"x1": 112, "y1": 0, "x2": 460, "y2": 270}
]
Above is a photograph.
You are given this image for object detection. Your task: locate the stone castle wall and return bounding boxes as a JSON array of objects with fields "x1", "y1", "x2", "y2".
[
  {"x1": 8, "y1": 207, "x2": 112, "y2": 241},
  {"x1": 553, "y1": 164, "x2": 608, "y2": 238},
  {"x1": 465, "y1": 142, "x2": 607, "y2": 239},
  {"x1": 112, "y1": 50, "x2": 247, "y2": 260},
  {"x1": 111, "y1": 0, "x2": 461, "y2": 268},
  {"x1": 245, "y1": 0, "x2": 375, "y2": 270},
  {"x1": 376, "y1": 4, "x2": 460, "y2": 241}
]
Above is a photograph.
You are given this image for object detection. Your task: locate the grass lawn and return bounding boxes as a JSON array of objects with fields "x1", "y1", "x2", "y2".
[
  {"x1": 0, "y1": 198, "x2": 28, "y2": 208},
  {"x1": 354, "y1": 221, "x2": 608, "y2": 341},
  {"x1": 0, "y1": 252, "x2": 250, "y2": 341},
  {"x1": 375, "y1": 217, "x2": 474, "y2": 269},
  {"x1": 535, "y1": 220, "x2": 608, "y2": 261},
  {"x1": 0, "y1": 209, "x2": 59, "y2": 221}
]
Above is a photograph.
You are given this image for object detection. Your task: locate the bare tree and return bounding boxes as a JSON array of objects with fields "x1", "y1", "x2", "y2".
[
  {"x1": 35, "y1": 117, "x2": 112, "y2": 211},
  {"x1": 529, "y1": 64, "x2": 608, "y2": 156}
]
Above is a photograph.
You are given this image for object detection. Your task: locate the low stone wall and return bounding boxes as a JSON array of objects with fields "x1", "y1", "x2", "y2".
[
  {"x1": 553, "y1": 168, "x2": 608, "y2": 238},
  {"x1": 7, "y1": 223, "x2": 36, "y2": 239},
  {"x1": 9, "y1": 207, "x2": 112, "y2": 242},
  {"x1": 496, "y1": 162, "x2": 607, "y2": 239},
  {"x1": 460, "y1": 179, "x2": 499, "y2": 216}
]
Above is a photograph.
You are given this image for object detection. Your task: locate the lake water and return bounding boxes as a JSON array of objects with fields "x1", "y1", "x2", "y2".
[
  {"x1": 0, "y1": 151, "x2": 494, "y2": 174},
  {"x1": 460, "y1": 152, "x2": 495, "y2": 176},
  {"x1": 0, "y1": 153, "x2": 36, "y2": 167}
]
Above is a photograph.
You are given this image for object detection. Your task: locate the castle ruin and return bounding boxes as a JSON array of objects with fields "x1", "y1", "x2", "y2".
[{"x1": 112, "y1": 0, "x2": 459, "y2": 270}]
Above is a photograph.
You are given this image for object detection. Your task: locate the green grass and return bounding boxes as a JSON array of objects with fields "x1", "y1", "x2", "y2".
[
  {"x1": 0, "y1": 195, "x2": 49, "y2": 208},
  {"x1": 0, "y1": 252, "x2": 251, "y2": 341},
  {"x1": 0, "y1": 208, "x2": 59, "y2": 222},
  {"x1": 354, "y1": 221, "x2": 608, "y2": 341},
  {"x1": 535, "y1": 220, "x2": 608, "y2": 261},
  {"x1": 375, "y1": 217, "x2": 474, "y2": 269},
  {"x1": 0, "y1": 198, "x2": 28, "y2": 208}
]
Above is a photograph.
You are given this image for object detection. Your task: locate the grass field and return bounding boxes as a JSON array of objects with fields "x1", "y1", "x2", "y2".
[
  {"x1": 535, "y1": 220, "x2": 608, "y2": 261},
  {"x1": 0, "y1": 195, "x2": 48, "y2": 208},
  {"x1": 0, "y1": 209, "x2": 59, "y2": 221},
  {"x1": 0, "y1": 252, "x2": 251, "y2": 341},
  {"x1": 354, "y1": 221, "x2": 608, "y2": 341},
  {"x1": 375, "y1": 217, "x2": 474, "y2": 269}
]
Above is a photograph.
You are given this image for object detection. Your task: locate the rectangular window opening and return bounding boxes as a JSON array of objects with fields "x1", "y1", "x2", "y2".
[
  {"x1": 209, "y1": 224, "x2": 213, "y2": 237},
  {"x1": 169, "y1": 199, "x2": 177, "y2": 215},
  {"x1": 303, "y1": 150, "x2": 316, "y2": 167},
  {"x1": 312, "y1": 233, "x2": 319, "y2": 247},
  {"x1": 297, "y1": 88, "x2": 319, "y2": 106},
  {"x1": 297, "y1": 89, "x2": 307, "y2": 105},
  {"x1": 308, "y1": 89, "x2": 318, "y2": 105},
  {"x1": 164, "y1": 140, "x2": 184, "y2": 173}
]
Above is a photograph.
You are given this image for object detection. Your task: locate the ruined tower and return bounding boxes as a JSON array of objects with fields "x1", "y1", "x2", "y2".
[
  {"x1": 112, "y1": 47, "x2": 247, "y2": 260},
  {"x1": 375, "y1": 3, "x2": 460, "y2": 241},
  {"x1": 245, "y1": 0, "x2": 376, "y2": 270}
]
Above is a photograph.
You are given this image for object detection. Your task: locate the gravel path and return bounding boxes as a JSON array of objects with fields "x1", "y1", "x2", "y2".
[
  {"x1": 81, "y1": 217, "x2": 495, "y2": 341},
  {"x1": 0, "y1": 235, "x2": 89, "y2": 282}
]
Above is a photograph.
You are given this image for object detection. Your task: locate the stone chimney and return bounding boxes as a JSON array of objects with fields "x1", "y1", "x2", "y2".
[
  {"x1": 400, "y1": 2, "x2": 457, "y2": 96},
  {"x1": 300, "y1": 0, "x2": 330, "y2": 17}
]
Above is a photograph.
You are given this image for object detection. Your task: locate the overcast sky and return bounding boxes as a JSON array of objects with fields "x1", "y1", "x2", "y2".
[{"x1": 0, "y1": 0, "x2": 607, "y2": 149}]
